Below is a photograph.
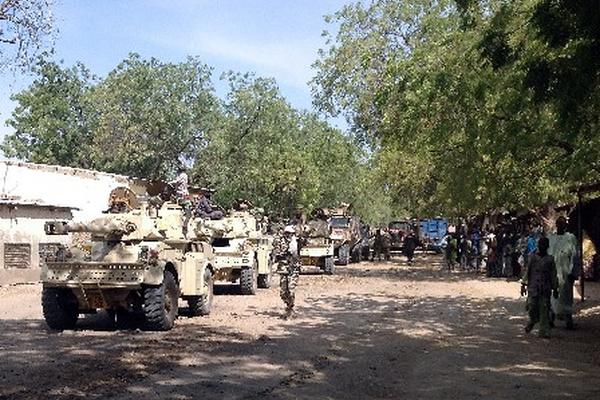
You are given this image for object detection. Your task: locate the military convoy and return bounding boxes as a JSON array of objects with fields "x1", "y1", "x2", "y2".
[
  {"x1": 299, "y1": 217, "x2": 336, "y2": 274},
  {"x1": 195, "y1": 210, "x2": 274, "y2": 294},
  {"x1": 39, "y1": 185, "x2": 369, "y2": 330},
  {"x1": 325, "y1": 205, "x2": 367, "y2": 265},
  {"x1": 41, "y1": 187, "x2": 215, "y2": 331}
]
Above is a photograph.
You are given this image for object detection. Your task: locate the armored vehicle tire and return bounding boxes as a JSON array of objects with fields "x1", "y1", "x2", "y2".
[
  {"x1": 240, "y1": 261, "x2": 258, "y2": 295},
  {"x1": 42, "y1": 287, "x2": 79, "y2": 330},
  {"x1": 188, "y1": 269, "x2": 214, "y2": 316},
  {"x1": 323, "y1": 256, "x2": 335, "y2": 275},
  {"x1": 337, "y1": 244, "x2": 350, "y2": 265},
  {"x1": 143, "y1": 270, "x2": 179, "y2": 331}
]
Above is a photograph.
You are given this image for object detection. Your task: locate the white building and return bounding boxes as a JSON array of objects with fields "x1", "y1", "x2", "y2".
[{"x1": 0, "y1": 161, "x2": 132, "y2": 284}]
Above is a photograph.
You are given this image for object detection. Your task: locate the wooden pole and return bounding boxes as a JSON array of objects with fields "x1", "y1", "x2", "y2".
[{"x1": 578, "y1": 191, "x2": 585, "y2": 302}]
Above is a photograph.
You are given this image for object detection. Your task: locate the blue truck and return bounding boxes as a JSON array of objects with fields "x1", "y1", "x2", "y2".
[{"x1": 388, "y1": 218, "x2": 449, "y2": 252}]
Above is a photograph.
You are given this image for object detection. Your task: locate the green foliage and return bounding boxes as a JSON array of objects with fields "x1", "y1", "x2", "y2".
[
  {"x1": 2, "y1": 60, "x2": 95, "y2": 166},
  {"x1": 2, "y1": 55, "x2": 390, "y2": 220},
  {"x1": 87, "y1": 54, "x2": 219, "y2": 178},
  {"x1": 195, "y1": 72, "x2": 391, "y2": 219},
  {"x1": 312, "y1": 0, "x2": 599, "y2": 217}
]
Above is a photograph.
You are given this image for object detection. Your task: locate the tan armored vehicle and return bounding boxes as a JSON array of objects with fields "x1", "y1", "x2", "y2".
[
  {"x1": 298, "y1": 211, "x2": 335, "y2": 274},
  {"x1": 326, "y1": 204, "x2": 364, "y2": 265},
  {"x1": 41, "y1": 187, "x2": 215, "y2": 331},
  {"x1": 195, "y1": 210, "x2": 274, "y2": 294}
]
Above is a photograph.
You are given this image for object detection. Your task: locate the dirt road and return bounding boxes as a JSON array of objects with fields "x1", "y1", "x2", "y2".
[{"x1": 1, "y1": 255, "x2": 600, "y2": 399}]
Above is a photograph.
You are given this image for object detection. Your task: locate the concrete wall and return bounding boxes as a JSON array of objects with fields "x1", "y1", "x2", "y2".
[
  {"x1": 0, "y1": 161, "x2": 131, "y2": 285},
  {"x1": 0, "y1": 161, "x2": 130, "y2": 220},
  {"x1": 0, "y1": 204, "x2": 73, "y2": 285}
]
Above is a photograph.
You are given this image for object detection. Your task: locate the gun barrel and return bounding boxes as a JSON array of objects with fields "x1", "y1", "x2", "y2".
[{"x1": 44, "y1": 219, "x2": 137, "y2": 236}]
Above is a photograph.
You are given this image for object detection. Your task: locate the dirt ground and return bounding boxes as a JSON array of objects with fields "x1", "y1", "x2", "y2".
[{"x1": 1, "y1": 254, "x2": 600, "y2": 400}]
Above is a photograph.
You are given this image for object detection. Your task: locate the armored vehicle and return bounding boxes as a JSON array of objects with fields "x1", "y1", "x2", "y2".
[
  {"x1": 326, "y1": 205, "x2": 365, "y2": 265},
  {"x1": 298, "y1": 217, "x2": 335, "y2": 274},
  {"x1": 195, "y1": 210, "x2": 274, "y2": 294},
  {"x1": 41, "y1": 187, "x2": 215, "y2": 331}
]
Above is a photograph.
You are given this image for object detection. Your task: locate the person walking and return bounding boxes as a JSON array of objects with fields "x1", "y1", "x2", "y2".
[
  {"x1": 372, "y1": 229, "x2": 384, "y2": 262},
  {"x1": 275, "y1": 225, "x2": 301, "y2": 319},
  {"x1": 548, "y1": 217, "x2": 579, "y2": 330},
  {"x1": 403, "y1": 231, "x2": 419, "y2": 265},
  {"x1": 445, "y1": 233, "x2": 457, "y2": 271},
  {"x1": 521, "y1": 237, "x2": 558, "y2": 338}
]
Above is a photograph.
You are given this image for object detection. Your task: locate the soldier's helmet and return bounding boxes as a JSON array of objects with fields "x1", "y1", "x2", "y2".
[{"x1": 283, "y1": 225, "x2": 296, "y2": 234}]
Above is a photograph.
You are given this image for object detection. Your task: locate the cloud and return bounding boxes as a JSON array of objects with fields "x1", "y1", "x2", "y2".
[{"x1": 147, "y1": 29, "x2": 318, "y2": 90}]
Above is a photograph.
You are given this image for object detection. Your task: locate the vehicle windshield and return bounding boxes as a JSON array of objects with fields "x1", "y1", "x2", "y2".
[
  {"x1": 330, "y1": 217, "x2": 349, "y2": 228},
  {"x1": 389, "y1": 221, "x2": 407, "y2": 230}
]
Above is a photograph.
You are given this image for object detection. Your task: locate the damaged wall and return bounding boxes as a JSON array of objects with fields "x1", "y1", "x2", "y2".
[{"x1": 0, "y1": 161, "x2": 132, "y2": 285}]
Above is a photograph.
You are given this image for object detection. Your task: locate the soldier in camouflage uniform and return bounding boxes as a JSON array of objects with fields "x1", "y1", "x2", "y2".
[
  {"x1": 372, "y1": 229, "x2": 384, "y2": 261},
  {"x1": 275, "y1": 224, "x2": 301, "y2": 318}
]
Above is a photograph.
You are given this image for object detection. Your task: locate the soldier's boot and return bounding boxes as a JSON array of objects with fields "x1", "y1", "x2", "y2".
[
  {"x1": 524, "y1": 322, "x2": 534, "y2": 334},
  {"x1": 284, "y1": 305, "x2": 295, "y2": 319}
]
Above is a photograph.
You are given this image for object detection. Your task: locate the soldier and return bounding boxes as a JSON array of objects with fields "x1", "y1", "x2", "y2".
[
  {"x1": 382, "y1": 228, "x2": 392, "y2": 261},
  {"x1": 372, "y1": 229, "x2": 384, "y2": 261},
  {"x1": 195, "y1": 188, "x2": 224, "y2": 220},
  {"x1": 168, "y1": 165, "x2": 189, "y2": 199},
  {"x1": 403, "y1": 230, "x2": 420, "y2": 264},
  {"x1": 275, "y1": 224, "x2": 301, "y2": 318},
  {"x1": 168, "y1": 166, "x2": 192, "y2": 235}
]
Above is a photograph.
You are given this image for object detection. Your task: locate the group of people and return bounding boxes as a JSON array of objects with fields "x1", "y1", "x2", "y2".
[
  {"x1": 443, "y1": 224, "x2": 543, "y2": 277},
  {"x1": 522, "y1": 217, "x2": 579, "y2": 338},
  {"x1": 167, "y1": 166, "x2": 225, "y2": 221},
  {"x1": 371, "y1": 228, "x2": 420, "y2": 263},
  {"x1": 443, "y1": 217, "x2": 579, "y2": 338},
  {"x1": 170, "y1": 168, "x2": 580, "y2": 333}
]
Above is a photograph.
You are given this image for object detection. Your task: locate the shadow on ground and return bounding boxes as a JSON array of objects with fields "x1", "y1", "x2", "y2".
[{"x1": 1, "y1": 262, "x2": 600, "y2": 400}]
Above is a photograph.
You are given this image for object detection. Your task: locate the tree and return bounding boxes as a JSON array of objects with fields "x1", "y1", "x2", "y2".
[
  {"x1": 1, "y1": 58, "x2": 95, "y2": 166},
  {"x1": 312, "y1": 0, "x2": 597, "y2": 217},
  {"x1": 195, "y1": 73, "x2": 375, "y2": 217},
  {"x1": 87, "y1": 54, "x2": 219, "y2": 178},
  {"x1": 3, "y1": 54, "x2": 220, "y2": 179},
  {"x1": 0, "y1": 0, "x2": 55, "y2": 71},
  {"x1": 4, "y1": 55, "x2": 384, "y2": 220}
]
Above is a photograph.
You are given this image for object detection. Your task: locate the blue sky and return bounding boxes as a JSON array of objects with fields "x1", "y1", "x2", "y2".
[{"x1": 0, "y1": 0, "x2": 351, "y2": 157}]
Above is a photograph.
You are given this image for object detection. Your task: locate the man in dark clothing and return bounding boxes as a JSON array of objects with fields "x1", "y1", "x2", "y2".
[
  {"x1": 195, "y1": 189, "x2": 224, "y2": 220},
  {"x1": 371, "y1": 229, "x2": 384, "y2": 262},
  {"x1": 521, "y1": 237, "x2": 558, "y2": 338},
  {"x1": 403, "y1": 231, "x2": 419, "y2": 265}
]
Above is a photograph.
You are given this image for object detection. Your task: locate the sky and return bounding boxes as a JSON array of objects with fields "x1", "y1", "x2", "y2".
[{"x1": 0, "y1": 0, "x2": 351, "y2": 158}]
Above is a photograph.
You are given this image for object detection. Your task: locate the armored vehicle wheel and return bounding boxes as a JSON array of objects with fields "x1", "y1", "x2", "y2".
[
  {"x1": 240, "y1": 261, "x2": 258, "y2": 295},
  {"x1": 42, "y1": 287, "x2": 79, "y2": 330},
  {"x1": 143, "y1": 270, "x2": 179, "y2": 331},
  {"x1": 188, "y1": 269, "x2": 214, "y2": 316},
  {"x1": 323, "y1": 256, "x2": 335, "y2": 275},
  {"x1": 337, "y1": 244, "x2": 350, "y2": 265}
]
